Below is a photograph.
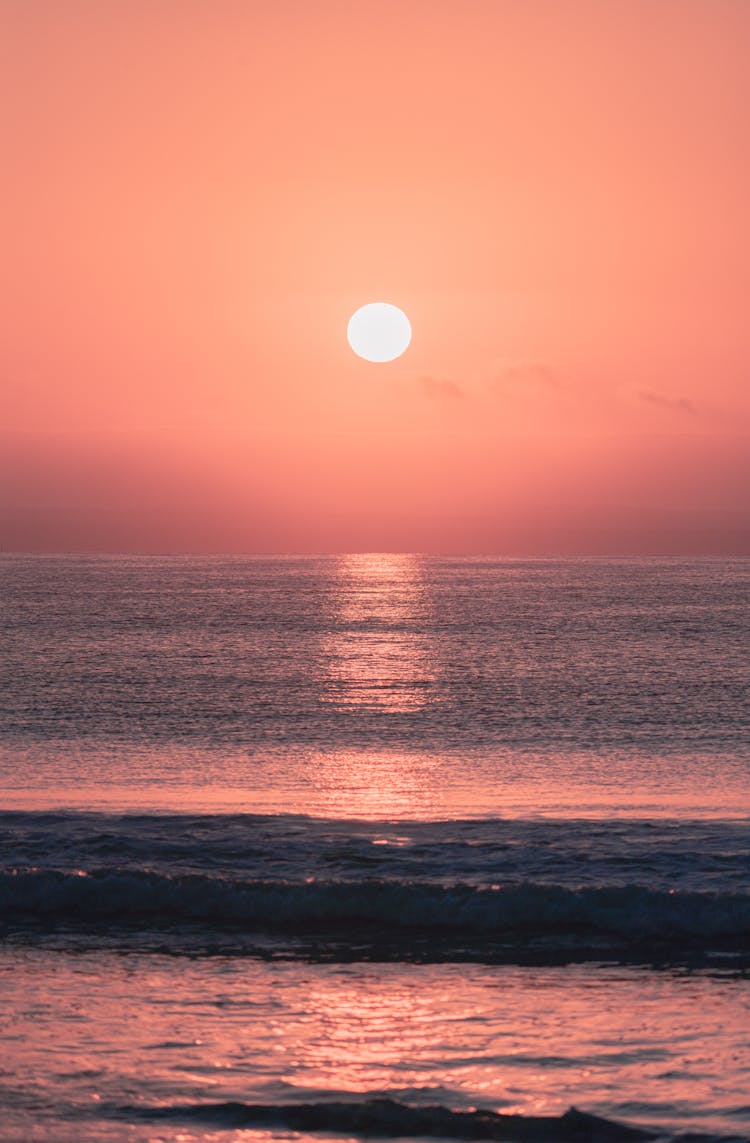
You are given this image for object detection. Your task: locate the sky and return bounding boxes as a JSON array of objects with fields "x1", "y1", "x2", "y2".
[{"x1": 2, "y1": 0, "x2": 748, "y2": 554}]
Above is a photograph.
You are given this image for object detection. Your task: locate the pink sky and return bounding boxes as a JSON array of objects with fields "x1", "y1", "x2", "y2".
[{"x1": 2, "y1": 0, "x2": 748, "y2": 553}]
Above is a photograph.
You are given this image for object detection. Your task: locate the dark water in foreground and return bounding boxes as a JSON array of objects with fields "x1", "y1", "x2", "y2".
[{"x1": 0, "y1": 556, "x2": 748, "y2": 1141}]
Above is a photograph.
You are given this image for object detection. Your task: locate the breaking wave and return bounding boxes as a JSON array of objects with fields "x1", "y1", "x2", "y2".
[{"x1": 3, "y1": 868, "x2": 750, "y2": 946}]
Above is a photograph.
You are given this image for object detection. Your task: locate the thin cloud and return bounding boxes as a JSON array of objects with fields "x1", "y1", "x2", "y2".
[
  {"x1": 418, "y1": 375, "x2": 466, "y2": 401},
  {"x1": 490, "y1": 362, "x2": 563, "y2": 395},
  {"x1": 637, "y1": 388, "x2": 698, "y2": 415}
]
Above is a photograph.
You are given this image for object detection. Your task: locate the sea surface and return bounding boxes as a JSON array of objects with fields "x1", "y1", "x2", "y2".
[{"x1": 0, "y1": 554, "x2": 748, "y2": 1142}]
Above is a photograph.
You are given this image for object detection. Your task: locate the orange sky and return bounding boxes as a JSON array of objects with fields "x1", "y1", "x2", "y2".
[{"x1": 2, "y1": 0, "x2": 748, "y2": 553}]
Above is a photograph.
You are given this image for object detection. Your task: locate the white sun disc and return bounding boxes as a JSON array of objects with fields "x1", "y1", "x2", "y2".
[{"x1": 347, "y1": 302, "x2": 412, "y2": 363}]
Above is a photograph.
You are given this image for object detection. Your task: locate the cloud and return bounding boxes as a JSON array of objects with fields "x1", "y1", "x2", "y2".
[
  {"x1": 636, "y1": 388, "x2": 698, "y2": 415},
  {"x1": 489, "y1": 362, "x2": 563, "y2": 395},
  {"x1": 418, "y1": 375, "x2": 465, "y2": 401}
]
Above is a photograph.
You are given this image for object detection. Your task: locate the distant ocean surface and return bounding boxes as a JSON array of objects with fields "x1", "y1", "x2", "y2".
[{"x1": 1, "y1": 555, "x2": 748, "y2": 1143}]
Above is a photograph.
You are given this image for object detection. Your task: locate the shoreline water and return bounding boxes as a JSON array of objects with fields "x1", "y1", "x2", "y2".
[{"x1": 2, "y1": 951, "x2": 749, "y2": 1142}]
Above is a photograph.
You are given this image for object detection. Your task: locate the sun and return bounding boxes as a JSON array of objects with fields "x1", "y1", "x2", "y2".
[{"x1": 347, "y1": 303, "x2": 412, "y2": 363}]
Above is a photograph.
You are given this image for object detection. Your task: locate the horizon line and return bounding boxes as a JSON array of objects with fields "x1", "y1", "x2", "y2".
[{"x1": 1, "y1": 550, "x2": 748, "y2": 560}]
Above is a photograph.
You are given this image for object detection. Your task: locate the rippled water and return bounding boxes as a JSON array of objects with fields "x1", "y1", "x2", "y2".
[
  {"x1": 1, "y1": 554, "x2": 748, "y2": 816},
  {"x1": 3, "y1": 955, "x2": 749, "y2": 1141},
  {"x1": 0, "y1": 555, "x2": 748, "y2": 1141}
]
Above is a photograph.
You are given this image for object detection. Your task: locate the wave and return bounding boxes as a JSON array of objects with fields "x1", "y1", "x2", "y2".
[
  {"x1": 3, "y1": 811, "x2": 749, "y2": 896},
  {"x1": 120, "y1": 1097, "x2": 747, "y2": 1142},
  {"x1": 3, "y1": 869, "x2": 750, "y2": 947}
]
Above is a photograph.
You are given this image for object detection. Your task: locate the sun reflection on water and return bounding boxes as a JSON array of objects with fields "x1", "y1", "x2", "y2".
[
  {"x1": 322, "y1": 553, "x2": 435, "y2": 714},
  {"x1": 304, "y1": 748, "x2": 442, "y2": 819},
  {"x1": 302, "y1": 555, "x2": 444, "y2": 818}
]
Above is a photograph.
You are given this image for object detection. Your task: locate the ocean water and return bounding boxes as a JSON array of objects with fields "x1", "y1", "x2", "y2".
[{"x1": 0, "y1": 554, "x2": 748, "y2": 1142}]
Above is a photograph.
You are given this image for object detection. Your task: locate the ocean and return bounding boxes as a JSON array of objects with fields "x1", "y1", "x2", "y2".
[{"x1": 1, "y1": 554, "x2": 748, "y2": 1142}]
